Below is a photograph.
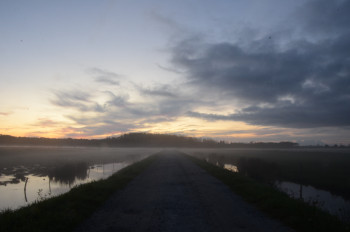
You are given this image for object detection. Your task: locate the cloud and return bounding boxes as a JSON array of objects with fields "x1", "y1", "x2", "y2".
[
  {"x1": 171, "y1": 0, "x2": 350, "y2": 128},
  {"x1": 56, "y1": 90, "x2": 91, "y2": 101},
  {"x1": 95, "y1": 76, "x2": 119, "y2": 85},
  {"x1": 51, "y1": 89, "x2": 105, "y2": 113},
  {"x1": 156, "y1": 63, "x2": 184, "y2": 74},
  {"x1": 0, "y1": 112, "x2": 11, "y2": 116},
  {"x1": 104, "y1": 91, "x2": 129, "y2": 107},
  {"x1": 295, "y1": 0, "x2": 350, "y2": 36},
  {"x1": 138, "y1": 84, "x2": 178, "y2": 98},
  {"x1": 89, "y1": 67, "x2": 121, "y2": 85},
  {"x1": 32, "y1": 118, "x2": 61, "y2": 128},
  {"x1": 49, "y1": 68, "x2": 202, "y2": 137},
  {"x1": 150, "y1": 11, "x2": 190, "y2": 40},
  {"x1": 64, "y1": 112, "x2": 137, "y2": 137},
  {"x1": 49, "y1": 70, "x2": 214, "y2": 138},
  {"x1": 65, "y1": 122, "x2": 134, "y2": 137}
]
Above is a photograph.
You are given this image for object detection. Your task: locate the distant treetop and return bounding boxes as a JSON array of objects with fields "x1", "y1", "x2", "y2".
[{"x1": 0, "y1": 133, "x2": 301, "y2": 148}]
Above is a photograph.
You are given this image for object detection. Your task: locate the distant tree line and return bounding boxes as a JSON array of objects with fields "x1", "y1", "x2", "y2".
[{"x1": 0, "y1": 133, "x2": 303, "y2": 148}]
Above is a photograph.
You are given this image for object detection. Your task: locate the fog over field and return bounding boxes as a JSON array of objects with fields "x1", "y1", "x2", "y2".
[
  {"x1": 1, "y1": 145, "x2": 350, "y2": 222},
  {"x1": 0, "y1": 147, "x2": 158, "y2": 209}
]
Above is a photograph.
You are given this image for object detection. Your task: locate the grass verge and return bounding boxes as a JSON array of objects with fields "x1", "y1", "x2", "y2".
[
  {"x1": 0, "y1": 154, "x2": 158, "y2": 232},
  {"x1": 187, "y1": 155, "x2": 349, "y2": 232}
]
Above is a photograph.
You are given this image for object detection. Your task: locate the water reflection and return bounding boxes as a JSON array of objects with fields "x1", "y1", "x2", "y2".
[
  {"x1": 48, "y1": 163, "x2": 89, "y2": 186},
  {"x1": 185, "y1": 149, "x2": 350, "y2": 222},
  {"x1": 275, "y1": 181, "x2": 350, "y2": 222},
  {"x1": 221, "y1": 160, "x2": 350, "y2": 222},
  {"x1": 0, "y1": 161, "x2": 129, "y2": 210},
  {"x1": 0, "y1": 147, "x2": 158, "y2": 210}
]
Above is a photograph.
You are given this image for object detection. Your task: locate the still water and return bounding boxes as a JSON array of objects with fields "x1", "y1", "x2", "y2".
[
  {"x1": 183, "y1": 148, "x2": 350, "y2": 222},
  {"x1": 0, "y1": 146, "x2": 159, "y2": 210},
  {"x1": 275, "y1": 181, "x2": 350, "y2": 221},
  {"x1": 221, "y1": 162, "x2": 350, "y2": 221}
]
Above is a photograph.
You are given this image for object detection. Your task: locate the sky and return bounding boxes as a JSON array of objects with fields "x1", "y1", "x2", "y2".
[{"x1": 1, "y1": 0, "x2": 350, "y2": 145}]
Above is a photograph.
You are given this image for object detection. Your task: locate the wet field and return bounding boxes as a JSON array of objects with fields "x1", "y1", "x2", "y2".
[
  {"x1": 182, "y1": 148, "x2": 350, "y2": 222},
  {"x1": 0, "y1": 146, "x2": 159, "y2": 210},
  {"x1": 1, "y1": 146, "x2": 349, "y2": 223}
]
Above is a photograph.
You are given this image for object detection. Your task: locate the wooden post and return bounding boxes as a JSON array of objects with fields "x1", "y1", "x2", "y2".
[{"x1": 24, "y1": 177, "x2": 28, "y2": 202}]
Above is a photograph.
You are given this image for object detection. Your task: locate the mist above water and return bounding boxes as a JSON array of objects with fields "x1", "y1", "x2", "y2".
[{"x1": 0, "y1": 147, "x2": 159, "y2": 210}]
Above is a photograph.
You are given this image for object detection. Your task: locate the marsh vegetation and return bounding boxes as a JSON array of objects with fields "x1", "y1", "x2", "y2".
[{"x1": 184, "y1": 148, "x2": 350, "y2": 222}]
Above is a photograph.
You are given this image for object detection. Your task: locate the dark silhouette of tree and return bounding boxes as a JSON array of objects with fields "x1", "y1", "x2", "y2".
[{"x1": 0, "y1": 133, "x2": 299, "y2": 148}]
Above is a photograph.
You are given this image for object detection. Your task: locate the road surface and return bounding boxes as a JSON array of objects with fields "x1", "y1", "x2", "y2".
[{"x1": 75, "y1": 151, "x2": 293, "y2": 232}]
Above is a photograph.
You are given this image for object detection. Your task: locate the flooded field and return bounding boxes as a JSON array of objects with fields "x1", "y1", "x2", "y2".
[
  {"x1": 183, "y1": 148, "x2": 350, "y2": 222},
  {"x1": 2, "y1": 146, "x2": 350, "y2": 222},
  {"x1": 0, "y1": 146, "x2": 159, "y2": 210},
  {"x1": 275, "y1": 181, "x2": 350, "y2": 221}
]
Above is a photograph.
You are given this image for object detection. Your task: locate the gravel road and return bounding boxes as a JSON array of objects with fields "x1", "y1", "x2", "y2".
[{"x1": 75, "y1": 150, "x2": 294, "y2": 232}]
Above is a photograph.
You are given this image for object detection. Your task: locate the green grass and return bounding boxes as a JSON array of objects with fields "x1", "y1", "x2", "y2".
[
  {"x1": 0, "y1": 154, "x2": 157, "y2": 232},
  {"x1": 187, "y1": 155, "x2": 350, "y2": 232}
]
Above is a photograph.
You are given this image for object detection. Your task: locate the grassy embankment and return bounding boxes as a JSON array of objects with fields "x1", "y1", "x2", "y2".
[
  {"x1": 0, "y1": 154, "x2": 157, "y2": 232},
  {"x1": 188, "y1": 149, "x2": 350, "y2": 200},
  {"x1": 187, "y1": 155, "x2": 349, "y2": 232}
]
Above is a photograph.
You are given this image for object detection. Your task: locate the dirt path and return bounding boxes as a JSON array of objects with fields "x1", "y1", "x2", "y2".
[{"x1": 75, "y1": 151, "x2": 294, "y2": 232}]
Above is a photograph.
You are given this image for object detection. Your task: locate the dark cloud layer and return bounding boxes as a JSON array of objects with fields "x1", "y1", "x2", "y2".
[
  {"x1": 172, "y1": 0, "x2": 350, "y2": 128},
  {"x1": 296, "y1": 0, "x2": 350, "y2": 36},
  {"x1": 48, "y1": 0, "x2": 350, "y2": 140}
]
